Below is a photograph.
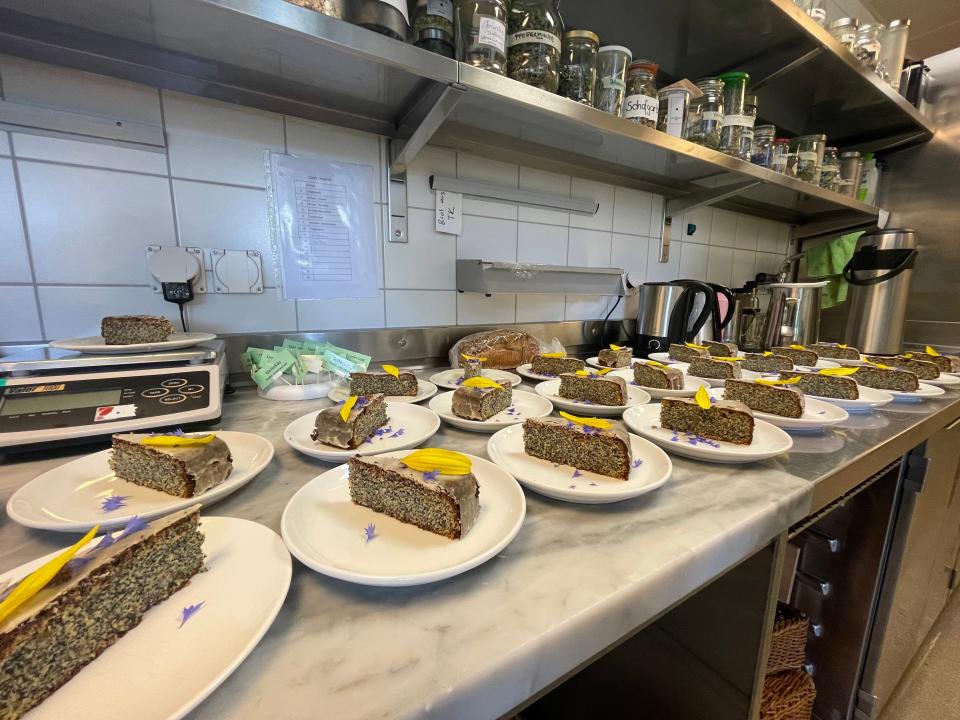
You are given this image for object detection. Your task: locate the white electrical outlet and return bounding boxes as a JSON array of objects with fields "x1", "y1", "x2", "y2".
[
  {"x1": 211, "y1": 249, "x2": 264, "y2": 294},
  {"x1": 146, "y1": 245, "x2": 206, "y2": 294}
]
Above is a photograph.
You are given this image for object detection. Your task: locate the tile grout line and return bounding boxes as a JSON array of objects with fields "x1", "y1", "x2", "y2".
[
  {"x1": 8, "y1": 137, "x2": 47, "y2": 342},
  {"x1": 380, "y1": 135, "x2": 387, "y2": 329},
  {"x1": 282, "y1": 116, "x2": 303, "y2": 332}
]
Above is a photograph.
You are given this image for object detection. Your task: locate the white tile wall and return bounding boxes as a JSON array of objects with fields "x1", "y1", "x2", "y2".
[{"x1": 0, "y1": 56, "x2": 791, "y2": 344}]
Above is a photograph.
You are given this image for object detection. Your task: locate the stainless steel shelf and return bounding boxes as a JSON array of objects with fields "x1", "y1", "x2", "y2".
[
  {"x1": 0, "y1": 0, "x2": 893, "y2": 226},
  {"x1": 560, "y1": 0, "x2": 935, "y2": 152}
]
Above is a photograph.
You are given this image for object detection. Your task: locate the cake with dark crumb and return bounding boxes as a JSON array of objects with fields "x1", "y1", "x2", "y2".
[
  {"x1": 461, "y1": 357, "x2": 483, "y2": 380},
  {"x1": 741, "y1": 353, "x2": 794, "y2": 373},
  {"x1": 101, "y1": 315, "x2": 173, "y2": 345},
  {"x1": 522, "y1": 417, "x2": 632, "y2": 479},
  {"x1": 109, "y1": 432, "x2": 233, "y2": 498},
  {"x1": 348, "y1": 455, "x2": 479, "y2": 539},
  {"x1": 688, "y1": 357, "x2": 742, "y2": 380},
  {"x1": 907, "y1": 353, "x2": 960, "y2": 374},
  {"x1": 311, "y1": 394, "x2": 388, "y2": 449},
  {"x1": 771, "y1": 346, "x2": 819, "y2": 367},
  {"x1": 867, "y1": 356, "x2": 939, "y2": 380},
  {"x1": 669, "y1": 343, "x2": 709, "y2": 362},
  {"x1": 843, "y1": 364, "x2": 919, "y2": 392},
  {"x1": 559, "y1": 373, "x2": 627, "y2": 405},
  {"x1": 705, "y1": 341, "x2": 738, "y2": 357},
  {"x1": 0, "y1": 507, "x2": 205, "y2": 720},
  {"x1": 598, "y1": 347, "x2": 632, "y2": 368},
  {"x1": 451, "y1": 383, "x2": 512, "y2": 421},
  {"x1": 780, "y1": 371, "x2": 859, "y2": 400},
  {"x1": 633, "y1": 361, "x2": 684, "y2": 390},
  {"x1": 810, "y1": 343, "x2": 861, "y2": 360},
  {"x1": 660, "y1": 397, "x2": 755, "y2": 445},
  {"x1": 723, "y1": 379, "x2": 805, "y2": 418},
  {"x1": 349, "y1": 370, "x2": 418, "y2": 396},
  {"x1": 530, "y1": 354, "x2": 584, "y2": 376}
]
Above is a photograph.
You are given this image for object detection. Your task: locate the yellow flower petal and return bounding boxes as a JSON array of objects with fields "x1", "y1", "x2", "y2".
[
  {"x1": 141, "y1": 434, "x2": 216, "y2": 447},
  {"x1": 401, "y1": 449, "x2": 472, "y2": 475},
  {"x1": 644, "y1": 359, "x2": 666, "y2": 367},
  {"x1": 340, "y1": 395, "x2": 358, "y2": 422},
  {"x1": 610, "y1": 344, "x2": 623, "y2": 351},
  {"x1": 818, "y1": 367, "x2": 859, "y2": 376},
  {"x1": 461, "y1": 377, "x2": 503, "y2": 389},
  {"x1": 540, "y1": 352, "x2": 566, "y2": 358},
  {"x1": 790, "y1": 344, "x2": 806, "y2": 350},
  {"x1": 595, "y1": 368, "x2": 614, "y2": 375},
  {"x1": 756, "y1": 376, "x2": 801, "y2": 386},
  {"x1": 558, "y1": 411, "x2": 611, "y2": 429},
  {"x1": 926, "y1": 345, "x2": 941, "y2": 357},
  {"x1": 460, "y1": 353, "x2": 487, "y2": 361},
  {"x1": 382, "y1": 364, "x2": 400, "y2": 379},
  {"x1": 838, "y1": 344, "x2": 848, "y2": 348},
  {"x1": 0, "y1": 525, "x2": 99, "y2": 626},
  {"x1": 685, "y1": 342, "x2": 707, "y2": 350},
  {"x1": 695, "y1": 385, "x2": 712, "y2": 409},
  {"x1": 711, "y1": 356, "x2": 743, "y2": 362}
]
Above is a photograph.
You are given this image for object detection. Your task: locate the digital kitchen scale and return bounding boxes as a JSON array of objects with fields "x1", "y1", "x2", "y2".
[{"x1": 0, "y1": 341, "x2": 228, "y2": 452}]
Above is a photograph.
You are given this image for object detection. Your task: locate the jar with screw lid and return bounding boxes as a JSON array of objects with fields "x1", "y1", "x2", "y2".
[
  {"x1": 838, "y1": 151, "x2": 863, "y2": 197},
  {"x1": 507, "y1": 0, "x2": 563, "y2": 91},
  {"x1": 456, "y1": 0, "x2": 509, "y2": 75},
  {"x1": 413, "y1": 0, "x2": 456, "y2": 57},
  {"x1": 622, "y1": 60, "x2": 660, "y2": 128},
  {"x1": 558, "y1": 30, "x2": 599, "y2": 105},
  {"x1": 794, "y1": 0, "x2": 826, "y2": 26},
  {"x1": 687, "y1": 77, "x2": 725, "y2": 149},
  {"x1": 829, "y1": 17, "x2": 859, "y2": 52},
  {"x1": 792, "y1": 133, "x2": 827, "y2": 184},
  {"x1": 854, "y1": 23, "x2": 883, "y2": 71},
  {"x1": 718, "y1": 72, "x2": 752, "y2": 157},
  {"x1": 750, "y1": 124, "x2": 777, "y2": 167},
  {"x1": 594, "y1": 45, "x2": 633, "y2": 115},
  {"x1": 819, "y1": 147, "x2": 841, "y2": 191},
  {"x1": 657, "y1": 87, "x2": 691, "y2": 138},
  {"x1": 770, "y1": 138, "x2": 794, "y2": 176}
]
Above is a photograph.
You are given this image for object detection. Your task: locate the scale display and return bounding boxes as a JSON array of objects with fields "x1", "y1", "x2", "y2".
[{"x1": 0, "y1": 389, "x2": 123, "y2": 416}]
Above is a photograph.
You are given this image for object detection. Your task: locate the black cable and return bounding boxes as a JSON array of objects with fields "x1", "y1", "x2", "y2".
[
  {"x1": 598, "y1": 295, "x2": 623, "y2": 352},
  {"x1": 179, "y1": 304, "x2": 188, "y2": 333}
]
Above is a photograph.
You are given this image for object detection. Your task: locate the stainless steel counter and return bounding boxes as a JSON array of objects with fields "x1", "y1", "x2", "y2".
[{"x1": 1, "y1": 371, "x2": 958, "y2": 719}]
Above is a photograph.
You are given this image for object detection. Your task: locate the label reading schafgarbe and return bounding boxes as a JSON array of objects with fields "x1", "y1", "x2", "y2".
[
  {"x1": 478, "y1": 16, "x2": 506, "y2": 52},
  {"x1": 721, "y1": 113, "x2": 756, "y2": 128},
  {"x1": 622, "y1": 94, "x2": 659, "y2": 122},
  {"x1": 701, "y1": 110, "x2": 724, "y2": 123},
  {"x1": 508, "y1": 29, "x2": 561, "y2": 51},
  {"x1": 427, "y1": 0, "x2": 453, "y2": 22}
]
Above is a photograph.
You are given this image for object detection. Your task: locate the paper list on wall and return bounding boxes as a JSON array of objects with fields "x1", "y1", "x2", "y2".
[{"x1": 267, "y1": 152, "x2": 378, "y2": 300}]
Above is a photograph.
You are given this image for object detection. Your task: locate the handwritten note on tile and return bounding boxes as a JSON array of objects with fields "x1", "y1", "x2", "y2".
[{"x1": 435, "y1": 190, "x2": 462, "y2": 235}]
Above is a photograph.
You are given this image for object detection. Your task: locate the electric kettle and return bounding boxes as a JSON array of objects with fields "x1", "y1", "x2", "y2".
[
  {"x1": 635, "y1": 280, "x2": 713, "y2": 355},
  {"x1": 690, "y1": 282, "x2": 736, "y2": 345}
]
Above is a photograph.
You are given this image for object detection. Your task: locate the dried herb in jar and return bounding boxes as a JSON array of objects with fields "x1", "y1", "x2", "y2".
[{"x1": 507, "y1": 0, "x2": 563, "y2": 92}]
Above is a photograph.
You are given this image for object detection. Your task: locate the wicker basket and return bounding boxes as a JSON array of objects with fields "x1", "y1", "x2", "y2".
[
  {"x1": 766, "y1": 602, "x2": 809, "y2": 674},
  {"x1": 760, "y1": 670, "x2": 816, "y2": 720}
]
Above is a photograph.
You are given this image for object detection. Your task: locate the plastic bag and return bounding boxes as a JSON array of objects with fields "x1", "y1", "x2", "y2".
[{"x1": 448, "y1": 329, "x2": 564, "y2": 369}]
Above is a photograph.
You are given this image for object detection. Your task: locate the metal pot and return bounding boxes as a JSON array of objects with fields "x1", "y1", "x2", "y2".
[{"x1": 761, "y1": 281, "x2": 829, "y2": 349}]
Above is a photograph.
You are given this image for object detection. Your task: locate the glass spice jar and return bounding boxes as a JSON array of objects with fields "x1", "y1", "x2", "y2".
[
  {"x1": 622, "y1": 60, "x2": 660, "y2": 128},
  {"x1": 793, "y1": 133, "x2": 827, "y2": 184},
  {"x1": 828, "y1": 17, "x2": 859, "y2": 52},
  {"x1": 854, "y1": 23, "x2": 883, "y2": 72},
  {"x1": 284, "y1": 0, "x2": 344, "y2": 19},
  {"x1": 737, "y1": 94, "x2": 759, "y2": 159},
  {"x1": 718, "y1": 71, "x2": 752, "y2": 157},
  {"x1": 687, "y1": 77, "x2": 725, "y2": 149},
  {"x1": 594, "y1": 45, "x2": 632, "y2": 115},
  {"x1": 794, "y1": 0, "x2": 826, "y2": 26},
  {"x1": 558, "y1": 30, "x2": 599, "y2": 105},
  {"x1": 819, "y1": 146, "x2": 841, "y2": 191},
  {"x1": 507, "y1": 0, "x2": 563, "y2": 92},
  {"x1": 770, "y1": 138, "x2": 793, "y2": 175},
  {"x1": 750, "y1": 124, "x2": 777, "y2": 168},
  {"x1": 657, "y1": 87, "x2": 691, "y2": 138},
  {"x1": 456, "y1": 0, "x2": 509, "y2": 75},
  {"x1": 413, "y1": 0, "x2": 456, "y2": 58}
]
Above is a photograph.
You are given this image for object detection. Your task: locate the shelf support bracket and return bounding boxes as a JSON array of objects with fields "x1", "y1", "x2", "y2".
[
  {"x1": 658, "y1": 181, "x2": 764, "y2": 263},
  {"x1": 386, "y1": 85, "x2": 466, "y2": 244}
]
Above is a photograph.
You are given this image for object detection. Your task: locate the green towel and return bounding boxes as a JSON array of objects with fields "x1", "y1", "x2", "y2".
[{"x1": 806, "y1": 232, "x2": 862, "y2": 308}]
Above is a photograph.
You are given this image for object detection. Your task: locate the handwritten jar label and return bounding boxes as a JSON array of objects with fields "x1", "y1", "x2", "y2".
[
  {"x1": 622, "y1": 94, "x2": 659, "y2": 122},
  {"x1": 478, "y1": 16, "x2": 506, "y2": 52},
  {"x1": 507, "y1": 28, "x2": 561, "y2": 51}
]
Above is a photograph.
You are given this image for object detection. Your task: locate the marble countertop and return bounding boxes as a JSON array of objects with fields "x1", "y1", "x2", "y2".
[{"x1": 2, "y1": 370, "x2": 958, "y2": 720}]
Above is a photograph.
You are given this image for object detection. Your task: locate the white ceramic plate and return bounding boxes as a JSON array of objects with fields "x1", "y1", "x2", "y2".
[
  {"x1": 887, "y1": 382, "x2": 947, "y2": 401},
  {"x1": 804, "y1": 385, "x2": 894, "y2": 414},
  {"x1": 922, "y1": 373, "x2": 960, "y2": 388},
  {"x1": 706, "y1": 387, "x2": 849, "y2": 430},
  {"x1": 2, "y1": 516, "x2": 290, "y2": 720},
  {"x1": 670, "y1": 362, "x2": 763, "y2": 387},
  {"x1": 6, "y1": 431, "x2": 274, "y2": 532},
  {"x1": 49, "y1": 332, "x2": 217, "y2": 355},
  {"x1": 647, "y1": 352, "x2": 680, "y2": 364},
  {"x1": 428, "y1": 390, "x2": 553, "y2": 433},
  {"x1": 428, "y1": 368, "x2": 522, "y2": 390},
  {"x1": 610, "y1": 367, "x2": 710, "y2": 399},
  {"x1": 280, "y1": 451, "x2": 526, "y2": 587},
  {"x1": 585, "y1": 355, "x2": 634, "y2": 369},
  {"x1": 623, "y1": 404, "x2": 794, "y2": 464},
  {"x1": 283, "y1": 403, "x2": 441, "y2": 462},
  {"x1": 534, "y1": 378, "x2": 651, "y2": 416},
  {"x1": 328, "y1": 379, "x2": 437, "y2": 405},
  {"x1": 516, "y1": 363, "x2": 562, "y2": 381},
  {"x1": 799, "y1": 359, "x2": 841, "y2": 370},
  {"x1": 486, "y1": 424, "x2": 672, "y2": 504}
]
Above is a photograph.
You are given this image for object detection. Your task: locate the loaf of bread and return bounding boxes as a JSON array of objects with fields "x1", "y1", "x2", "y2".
[{"x1": 450, "y1": 330, "x2": 543, "y2": 369}]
